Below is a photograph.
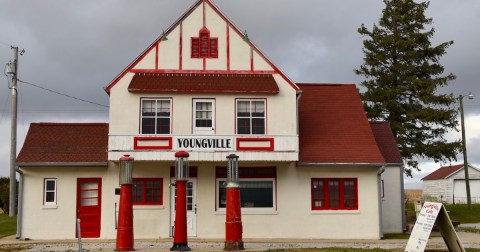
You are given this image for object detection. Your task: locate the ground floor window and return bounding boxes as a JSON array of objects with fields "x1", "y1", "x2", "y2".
[
  {"x1": 311, "y1": 178, "x2": 358, "y2": 210},
  {"x1": 132, "y1": 178, "x2": 163, "y2": 205},
  {"x1": 44, "y1": 178, "x2": 57, "y2": 206},
  {"x1": 216, "y1": 167, "x2": 276, "y2": 211}
]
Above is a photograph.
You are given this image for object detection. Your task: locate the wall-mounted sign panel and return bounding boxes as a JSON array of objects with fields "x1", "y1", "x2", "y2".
[{"x1": 175, "y1": 137, "x2": 234, "y2": 151}]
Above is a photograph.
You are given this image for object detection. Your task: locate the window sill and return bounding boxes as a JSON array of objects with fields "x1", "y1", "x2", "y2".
[
  {"x1": 311, "y1": 210, "x2": 360, "y2": 215},
  {"x1": 133, "y1": 205, "x2": 165, "y2": 210},
  {"x1": 42, "y1": 205, "x2": 58, "y2": 209},
  {"x1": 215, "y1": 210, "x2": 278, "y2": 215}
]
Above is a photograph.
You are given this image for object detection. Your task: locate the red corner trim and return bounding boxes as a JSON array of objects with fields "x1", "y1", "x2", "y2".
[
  {"x1": 236, "y1": 137, "x2": 274, "y2": 151},
  {"x1": 134, "y1": 136, "x2": 173, "y2": 150}
]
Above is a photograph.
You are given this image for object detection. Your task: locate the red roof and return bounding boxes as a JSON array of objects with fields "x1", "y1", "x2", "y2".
[
  {"x1": 128, "y1": 73, "x2": 279, "y2": 93},
  {"x1": 369, "y1": 121, "x2": 403, "y2": 164},
  {"x1": 422, "y1": 164, "x2": 464, "y2": 180},
  {"x1": 298, "y1": 84, "x2": 385, "y2": 164},
  {"x1": 17, "y1": 123, "x2": 109, "y2": 164}
]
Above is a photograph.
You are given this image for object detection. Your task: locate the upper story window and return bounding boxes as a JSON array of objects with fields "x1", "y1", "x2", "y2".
[
  {"x1": 236, "y1": 99, "x2": 266, "y2": 134},
  {"x1": 141, "y1": 98, "x2": 171, "y2": 134},
  {"x1": 191, "y1": 27, "x2": 218, "y2": 58},
  {"x1": 311, "y1": 178, "x2": 358, "y2": 210}
]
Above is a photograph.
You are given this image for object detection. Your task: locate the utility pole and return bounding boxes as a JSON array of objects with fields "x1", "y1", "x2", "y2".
[
  {"x1": 459, "y1": 93, "x2": 474, "y2": 209},
  {"x1": 8, "y1": 46, "x2": 18, "y2": 217}
]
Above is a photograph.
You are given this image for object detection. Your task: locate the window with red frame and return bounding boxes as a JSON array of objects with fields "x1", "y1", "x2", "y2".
[
  {"x1": 311, "y1": 178, "x2": 358, "y2": 210},
  {"x1": 191, "y1": 28, "x2": 218, "y2": 58},
  {"x1": 236, "y1": 99, "x2": 266, "y2": 135},
  {"x1": 132, "y1": 178, "x2": 163, "y2": 205}
]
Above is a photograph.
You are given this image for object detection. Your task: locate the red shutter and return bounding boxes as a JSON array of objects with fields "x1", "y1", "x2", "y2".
[
  {"x1": 210, "y1": 38, "x2": 218, "y2": 58},
  {"x1": 191, "y1": 38, "x2": 200, "y2": 58}
]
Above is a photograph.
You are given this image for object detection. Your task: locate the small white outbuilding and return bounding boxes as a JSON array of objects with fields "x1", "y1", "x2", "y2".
[{"x1": 422, "y1": 164, "x2": 480, "y2": 204}]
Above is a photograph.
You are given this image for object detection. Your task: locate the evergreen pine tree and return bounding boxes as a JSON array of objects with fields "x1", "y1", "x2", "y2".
[{"x1": 355, "y1": 0, "x2": 459, "y2": 175}]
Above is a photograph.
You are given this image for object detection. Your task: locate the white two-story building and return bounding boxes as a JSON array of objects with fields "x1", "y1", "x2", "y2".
[{"x1": 16, "y1": 0, "x2": 404, "y2": 240}]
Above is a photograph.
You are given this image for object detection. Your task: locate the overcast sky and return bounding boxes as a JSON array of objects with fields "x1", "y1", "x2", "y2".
[{"x1": 0, "y1": 0, "x2": 479, "y2": 188}]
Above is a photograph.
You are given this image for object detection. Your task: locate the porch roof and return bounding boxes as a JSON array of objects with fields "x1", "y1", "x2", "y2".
[{"x1": 17, "y1": 123, "x2": 109, "y2": 164}]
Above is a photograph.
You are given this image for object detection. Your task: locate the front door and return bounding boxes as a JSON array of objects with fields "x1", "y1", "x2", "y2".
[
  {"x1": 170, "y1": 178, "x2": 197, "y2": 237},
  {"x1": 193, "y1": 99, "x2": 215, "y2": 134},
  {"x1": 76, "y1": 178, "x2": 102, "y2": 238}
]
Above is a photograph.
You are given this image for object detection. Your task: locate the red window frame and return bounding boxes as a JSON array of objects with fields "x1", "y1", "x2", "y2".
[
  {"x1": 311, "y1": 178, "x2": 358, "y2": 210},
  {"x1": 132, "y1": 178, "x2": 163, "y2": 205},
  {"x1": 191, "y1": 27, "x2": 218, "y2": 58}
]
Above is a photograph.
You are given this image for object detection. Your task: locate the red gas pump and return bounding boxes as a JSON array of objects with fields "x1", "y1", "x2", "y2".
[
  {"x1": 224, "y1": 154, "x2": 244, "y2": 250},
  {"x1": 116, "y1": 154, "x2": 134, "y2": 251},
  {"x1": 171, "y1": 151, "x2": 191, "y2": 251}
]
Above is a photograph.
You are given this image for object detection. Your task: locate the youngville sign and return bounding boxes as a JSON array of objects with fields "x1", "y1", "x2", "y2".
[{"x1": 175, "y1": 137, "x2": 234, "y2": 150}]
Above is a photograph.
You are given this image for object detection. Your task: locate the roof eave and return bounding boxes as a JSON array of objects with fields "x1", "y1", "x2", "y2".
[
  {"x1": 296, "y1": 162, "x2": 392, "y2": 167},
  {"x1": 128, "y1": 89, "x2": 279, "y2": 94},
  {"x1": 17, "y1": 162, "x2": 108, "y2": 167}
]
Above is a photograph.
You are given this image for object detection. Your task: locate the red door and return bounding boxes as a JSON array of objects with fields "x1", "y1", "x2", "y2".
[{"x1": 76, "y1": 178, "x2": 102, "y2": 238}]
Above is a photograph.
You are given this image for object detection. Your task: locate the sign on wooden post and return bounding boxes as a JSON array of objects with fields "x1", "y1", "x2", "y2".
[{"x1": 405, "y1": 202, "x2": 465, "y2": 252}]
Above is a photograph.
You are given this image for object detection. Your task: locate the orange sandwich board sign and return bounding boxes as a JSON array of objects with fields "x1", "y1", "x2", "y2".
[{"x1": 405, "y1": 202, "x2": 465, "y2": 252}]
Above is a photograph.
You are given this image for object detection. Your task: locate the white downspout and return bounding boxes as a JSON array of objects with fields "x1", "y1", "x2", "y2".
[
  {"x1": 296, "y1": 90, "x2": 303, "y2": 135},
  {"x1": 400, "y1": 165, "x2": 406, "y2": 232},
  {"x1": 377, "y1": 165, "x2": 386, "y2": 239},
  {"x1": 15, "y1": 166, "x2": 23, "y2": 239}
]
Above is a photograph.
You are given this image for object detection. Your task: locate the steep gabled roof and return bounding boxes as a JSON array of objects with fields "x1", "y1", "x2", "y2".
[
  {"x1": 422, "y1": 164, "x2": 464, "y2": 180},
  {"x1": 104, "y1": 0, "x2": 299, "y2": 94},
  {"x1": 17, "y1": 123, "x2": 109, "y2": 165},
  {"x1": 369, "y1": 121, "x2": 403, "y2": 164},
  {"x1": 298, "y1": 83, "x2": 385, "y2": 164}
]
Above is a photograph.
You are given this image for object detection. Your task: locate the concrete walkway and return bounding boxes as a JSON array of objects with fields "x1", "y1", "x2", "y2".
[{"x1": 1, "y1": 231, "x2": 480, "y2": 251}]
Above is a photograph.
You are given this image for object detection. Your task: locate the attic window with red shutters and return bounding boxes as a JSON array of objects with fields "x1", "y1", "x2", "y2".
[{"x1": 191, "y1": 27, "x2": 218, "y2": 58}]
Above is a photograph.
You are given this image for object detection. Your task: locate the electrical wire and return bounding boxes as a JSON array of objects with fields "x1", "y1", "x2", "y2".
[
  {"x1": 18, "y1": 79, "x2": 109, "y2": 108},
  {"x1": 0, "y1": 40, "x2": 12, "y2": 47}
]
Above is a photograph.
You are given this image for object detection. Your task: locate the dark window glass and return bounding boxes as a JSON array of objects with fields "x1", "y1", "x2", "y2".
[
  {"x1": 46, "y1": 192, "x2": 55, "y2": 202},
  {"x1": 236, "y1": 100, "x2": 265, "y2": 134},
  {"x1": 218, "y1": 180, "x2": 273, "y2": 208},
  {"x1": 141, "y1": 99, "x2": 171, "y2": 134},
  {"x1": 46, "y1": 180, "x2": 56, "y2": 191}
]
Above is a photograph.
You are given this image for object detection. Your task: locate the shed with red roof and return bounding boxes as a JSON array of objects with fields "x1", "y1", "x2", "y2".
[{"x1": 422, "y1": 164, "x2": 480, "y2": 204}]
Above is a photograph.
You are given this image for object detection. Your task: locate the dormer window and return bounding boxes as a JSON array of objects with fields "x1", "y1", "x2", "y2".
[{"x1": 191, "y1": 27, "x2": 218, "y2": 58}]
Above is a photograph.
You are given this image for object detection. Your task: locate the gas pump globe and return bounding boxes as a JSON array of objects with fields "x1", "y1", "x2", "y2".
[
  {"x1": 226, "y1": 154, "x2": 239, "y2": 185},
  {"x1": 171, "y1": 151, "x2": 191, "y2": 251},
  {"x1": 175, "y1": 151, "x2": 189, "y2": 180},
  {"x1": 119, "y1": 154, "x2": 133, "y2": 184}
]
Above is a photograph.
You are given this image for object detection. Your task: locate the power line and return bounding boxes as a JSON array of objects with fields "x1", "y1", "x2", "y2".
[
  {"x1": 18, "y1": 79, "x2": 109, "y2": 108},
  {"x1": 0, "y1": 40, "x2": 12, "y2": 47}
]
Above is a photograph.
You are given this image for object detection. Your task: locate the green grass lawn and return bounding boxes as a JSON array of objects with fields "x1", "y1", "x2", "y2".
[
  {"x1": 444, "y1": 204, "x2": 480, "y2": 223},
  {"x1": 0, "y1": 214, "x2": 16, "y2": 239}
]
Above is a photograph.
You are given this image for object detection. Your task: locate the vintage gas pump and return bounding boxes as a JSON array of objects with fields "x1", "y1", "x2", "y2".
[
  {"x1": 116, "y1": 154, "x2": 134, "y2": 251},
  {"x1": 224, "y1": 154, "x2": 244, "y2": 250},
  {"x1": 171, "y1": 151, "x2": 191, "y2": 251}
]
